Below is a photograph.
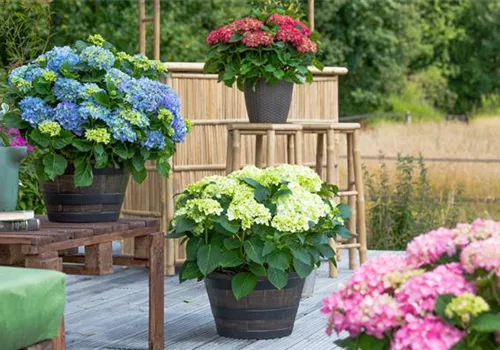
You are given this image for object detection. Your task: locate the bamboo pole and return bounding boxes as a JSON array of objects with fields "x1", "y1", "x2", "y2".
[
  {"x1": 308, "y1": 0, "x2": 315, "y2": 31},
  {"x1": 232, "y1": 130, "x2": 241, "y2": 171},
  {"x1": 138, "y1": 0, "x2": 146, "y2": 54},
  {"x1": 347, "y1": 133, "x2": 357, "y2": 269},
  {"x1": 152, "y1": 0, "x2": 160, "y2": 60},
  {"x1": 226, "y1": 130, "x2": 233, "y2": 174},
  {"x1": 255, "y1": 135, "x2": 264, "y2": 168},
  {"x1": 287, "y1": 135, "x2": 295, "y2": 164},
  {"x1": 266, "y1": 130, "x2": 276, "y2": 166},
  {"x1": 353, "y1": 130, "x2": 368, "y2": 264},
  {"x1": 315, "y1": 134, "x2": 324, "y2": 177},
  {"x1": 326, "y1": 129, "x2": 338, "y2": 277},
  {"x1": 295, "y1": 130, "x2": 304, "y2": 165}
]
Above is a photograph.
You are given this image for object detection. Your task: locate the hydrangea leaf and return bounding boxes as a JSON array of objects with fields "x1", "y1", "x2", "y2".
[
  {"x1": 74, "y1": 157, "x2": 93, "y2": 187},
  {"x1": 470, "y1": 313, "x2": 500, "y2": 332},
  {"x1": 219, "y1": 250, "x2": 244, "y2": 268},
  {"x1": 292, "y1": 256, "x2": 313, "y2": 279},
  {"x1": 249, "y1": 263, "x2": 267, "y2": 277},
  {"x1": 243, "y1": 239, "x2": 264, "y2": 265},
  {"x1": 185, "y1": 237, "x2": 203, "y2": 261},
  {"x1": 196, "y1": 244, "x2": 221, "y2": 276},
  {"x1": 179, "y1": 261, "x2": 202, "y2": 283},
  {"x1": 42, "y1": 153, "x2": 68, "y2": 180},
  {"x1": 223, "y1": 238, "x2": 241, "y2": 250},
  {"x1": 266, "y1": 250, "x2": 290, "y2": 271},
  {"x1": 231, "y1": 272, "x2": 257, "y2": 300},
  {"x1": 267, "y1": 267, "x2": 288, "y2": 290}
]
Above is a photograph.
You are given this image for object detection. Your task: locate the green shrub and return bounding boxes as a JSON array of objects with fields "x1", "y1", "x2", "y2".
[{"x1": 364, "y1": 155, "x2": 463, "y2": 250}]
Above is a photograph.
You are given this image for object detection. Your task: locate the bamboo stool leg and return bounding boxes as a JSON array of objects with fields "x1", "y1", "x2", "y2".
[
  {"x1": 266, "y1": 130, "x2": 276, "y2": 167},
  {"x1": 353, "y1": 129, "x2": 368, "y2": 264},
  {"x1": 295, "y1": 130, "x2": 304, "y2": 165},
  {"x1": 315, "y1": 133, "x2": 324, "y2": 178},
  {"x1": 226, "y1": 130, "x2": 233, "y2": 174},
  {"x1": 255, "y1": 134, "x2": 264, "y2": 168},
  {"x1": 326, "y1": 129, "x2": 338, "y2": 277},
  {"x1": 232, "y1": 130, "x2": 241, "y2": 172},
  {"x1": 165, "y1": 172, "x2": 175, "y2": 276},
  {"x1": 347, "y1": 133, "x2": 357, "y2": 270},
  {"x1": 287, "y1": 134, "x2": 295, "y2": 165}
]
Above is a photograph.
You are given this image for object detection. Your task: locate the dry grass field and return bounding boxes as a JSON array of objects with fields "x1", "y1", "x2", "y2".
[{"x1": 356, "y1": 117, "x2": 500, "y2": 220}]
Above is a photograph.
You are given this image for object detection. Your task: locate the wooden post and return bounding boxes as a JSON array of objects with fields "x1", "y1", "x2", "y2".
[
  {"x1": 165, "y1": 166, "x2": 175, "y2": 276},
  {"x1": 295, "y1": 130, "x2": 303, "y2": 165},
  {"x1": 326, "y1": 128, "x2": 338, "y2": 277},
  {"x1": 287, "y1": 134, "x2": 295, "y2": 165},
  {"x1": 85, "y1": 242, "x2": 114, "y2": 275},
  {"x1": 308, "y1": 0, "x2": 315, "y2": 31},
  {"x1": 232, "y1": 130, "x2": 242, "y2": 171},
  {"x1": 226, "y1": 130, "x2": 233, "y2": 174},
  {"x1": 353, "y1": 130, "x2": 368, "y2": 264},
  {"x1": 148, "y1": 232, "x2": 165, "y2": 350},
  {"x1": 152, "y1": 0, "x2": 160, "y2": 60},
  {"x1": 266, "y1": 130, "x2": 276, "y2": 167},
  {"x1": 347, "y1": 133, "x2": 357, "y2": 270},
  {"x1": 138, "y1": 0, "x2": 146, "y2": 54},
  {"x1": 255, "y1": 134, "x2": 264, "y2": 168},
  {"x1": 315, "y1": 133, "x2": 324, "y2": 177}
]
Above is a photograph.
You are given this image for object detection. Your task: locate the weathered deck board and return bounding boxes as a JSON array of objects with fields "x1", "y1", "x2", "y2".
[{"x1": 66, "y1": 250, "x2": 394, "y2": 350}]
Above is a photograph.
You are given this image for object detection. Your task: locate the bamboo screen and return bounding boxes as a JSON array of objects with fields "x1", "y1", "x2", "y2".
[{"x1": 122, "y1": 62, "x2": 348, "y2": 273}]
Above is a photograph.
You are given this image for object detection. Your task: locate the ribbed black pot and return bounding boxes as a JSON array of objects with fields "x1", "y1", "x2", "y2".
[
  {"x1": 40, "y1": 166, "x2": 129, "y2": 223},
  {"x1": 205, "y1": 272, "x2": 305, "y2": 339},
  {"x1": 244, "y1": 80, "x2": 294, "y2": 123}
]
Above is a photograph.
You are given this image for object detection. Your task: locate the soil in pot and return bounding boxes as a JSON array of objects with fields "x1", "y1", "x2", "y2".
[
  {"x1": 205, "y1": 272, "x2": 305, "y2": 339},
  {"x1": 0, "y1": 147, "x2": 27, "y2": 211},
  {"x1": 40, "y1": 166, "x2": 129, "y2": 223},
  {"x1": 244, "y1": 80, "x2": 294, "y2": 123}
]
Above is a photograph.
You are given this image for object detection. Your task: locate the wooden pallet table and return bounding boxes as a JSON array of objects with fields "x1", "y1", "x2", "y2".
[{"x1": 0, "y1": 217, "x2": 164, "y2": 350}]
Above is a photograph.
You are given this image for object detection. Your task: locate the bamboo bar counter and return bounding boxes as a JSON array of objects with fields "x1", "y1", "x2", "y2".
[{"x1": 122, "y1": 62, "x2": 348, "y2": 275}]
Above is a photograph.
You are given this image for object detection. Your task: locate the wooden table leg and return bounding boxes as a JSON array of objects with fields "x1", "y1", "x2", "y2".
[
  {"x1": 226, "y1": 130, "x2": 233, "y2": 174},
  {"x1": 231, "y1": 130, "x2": 241, "y2": 172},
  {"x1": 315, "y1": 133, "x2": 324, "y2": 178},
  {"x1": 255, "y1": 134, "x2": 264, "y2": 168},
  {"x1": 353, "y1": 130, "x2": 368, "y2": 264},
  {"x1": 149, "y1": 232, "x2": 165, "y2": 350},
  {"x1": 347, "y1": 133, "x2": 357, "y2": 270},
  {"x1": 52, "y1": 319, "x2": 66, "y2": 350},
  {"x1": 266, "y1": 130, "x2": 276, "y2": 167}
]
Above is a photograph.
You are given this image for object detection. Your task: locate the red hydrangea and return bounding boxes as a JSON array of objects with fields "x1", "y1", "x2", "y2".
[
  {"x1": 233, "y1": 18, "x2": 263, "y2": 31},
  {"x1": 206, "y1": 24, "x2": 236, "y2": 45},
  {"x1": 267, "y1": 13, "x2": 296, "y2": 27},
  {"x1": 276, "y1": 24, "x2": 304, "y2": 45},
  {"x1": 242, "y1": 31, "x2": 274, "y2": 47},
  {"x1": 297, "y1": 37, "x2": 318, "y2": 53}
]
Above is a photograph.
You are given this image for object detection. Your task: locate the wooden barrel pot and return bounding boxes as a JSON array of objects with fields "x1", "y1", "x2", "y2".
[
  {"x1": 40, "y1": 166, "x2": 129, "y2": 223},
  {"x1": 205, "y1": 272, "x2": 305, "y2": 339}
]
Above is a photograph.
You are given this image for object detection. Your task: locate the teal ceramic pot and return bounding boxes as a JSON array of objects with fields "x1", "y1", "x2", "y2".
[{"x1": 0, "y1": 147, "x2": 27, "y2": 211}]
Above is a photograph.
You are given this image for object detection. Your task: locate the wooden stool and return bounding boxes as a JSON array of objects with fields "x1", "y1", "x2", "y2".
[
  {"x1": 226, "y1": 123, "x2": 304, "y2": 173},
  {"x1": 300, "y1": 122, "x2": 367, "y2": 277}
]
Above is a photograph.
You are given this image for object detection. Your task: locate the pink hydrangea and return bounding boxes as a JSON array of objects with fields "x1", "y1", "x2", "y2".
[
  {"x1": 453, "y1": 219, "x2": 500, "y2": 248},
  {"x1": 276, "y1": 24, "x2": 305, "y2": 45},
  {"x1": 296, "y1": 37, "x2": 317, "y2": 53},
  {"x1": 460, "y1": 236, "x2": 500, "y2": 276},
  {"x1": 242, "y1": 31, "x2": 274, "y2": 47},
  {"x1": 233, "y1": 18, "x2": 263, "y2": 31},
  {"x1": 295, "y1": 20, "x2": 311, "y2": 36},
  {"x1": 405, "y1": 228, "x2": 457, "y2": 267},
  {"x1": 396, "y1": 263, "x2": 475, "y2": 316},
  {"x1": 206, "y1": 24, "x2": 236, "y2": 45},
  {"x1": 266, "y1": 13, "x2": 296, "y2": 27},
  {"x1": 391, "y1": 315, "x2": 464, "y2": 350}
]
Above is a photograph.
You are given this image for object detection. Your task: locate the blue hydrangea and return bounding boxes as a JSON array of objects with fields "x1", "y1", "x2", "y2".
[
  {"x1": 141, "y1": 130, "x2": 166, "y2": 150},
  {"x1": 171, "y1": 112, "x2": 187, "y2": 143},
  {"x1": 105, "y1": 68, "x2": 131, "y2": 86},
  {"x1": 24, "y1": 67, "x2": 46, "y2": 82},
  {"x1": 8, "y1": 65, "x2": 31, "y2": 83},
  {"x1": 161, "y1": 88, "x2": 181, "y2": 114},
  {"x1": 108, "y1": 114, "x2": 137, "y2": 142},
  {"x1": 54, "y1": 78, "x2": 83, "y2": 102},
  {"x1": 119, "y1": 77, "x2": 175, "y2": 113},
  {"x1": 18, "y1": 96, "x2": 53, "y2": 127},
  {"x1": 45, "y1": 46, "x2": 81, "y2": 72},
  {"x1": 80, "y1": 83, "x2": 104, "y2": 99},
  {"x1": 54, "y1": 101, "x2": 87, "y2": 135},
  {"x1": 79, "y1": 101, "x2": 112, "y2": 124},
  {"x1": 80, "y1": 45, "x2": 115, "y2": 71}
]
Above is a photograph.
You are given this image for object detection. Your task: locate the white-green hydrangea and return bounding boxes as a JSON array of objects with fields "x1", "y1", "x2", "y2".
[
  {"x1": 177, "y1": 198, "x2": 223, "y2": 224},
  {"x1": 38, "y1": 120, "x2": 61, "y2": 136},
  {"x1": 227, "y1": 191, "x2": 271, "y2": 229},
  {"x1": 445, "y1": 293, "x2": 490, "y2": 324}
]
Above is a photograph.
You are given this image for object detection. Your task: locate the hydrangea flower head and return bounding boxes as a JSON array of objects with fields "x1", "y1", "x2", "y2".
[
  {"x1": 87, "y1": 34, "x2": 106, "y2": 46},
  {"x1": 54, "y1": 78, "x2": 83, "y2": 102},
  {"x1": 445, "y1": 293, "x2": 490, "y2": 324},
  {"x1": 8, "y1": 65, "x2": 32, "y2": 93},
  {"x1": 80, "y1": 45, "x2": 115, "y2": 70},
  {"x1": 106, "y1": 68, "x2": 131, "y2": 86},
  {"x1": 405, "y1": 227, "x2": 457, "y2": 267},
  {"x1": 54, "y1": 101, "x2": 86, "y2": 135},
  {"x1": 45, "y1": 46, "x2": 81, "y2": 72},
  {"x1": 142, "y1": 130, "x2": 166, "y2": 150},
  {"x1": 19, "y1": 96, "x2": 53, "y2": 127},
  {"x1": 85, "y1": 128, "x2": 111, "y2": 144},
  {"x1": 39, "y1": 121, "x2": 61, "y2": 137},
  {"x1": 460, "y1": 235, "x2": 500, "y2": 275},
  {"x1": 171, "y1": 113, "x2": 187, "y2": 143},
  {"x1": 79, "y1": 101, "x2": 112, "y2": 124},
  {"x1": 107, "y1": 114, "x2": 137, "y2": 143},
  {"x1": 119, "y1": 108, "x2": 150, "y2": 128},
  {"x1": 119, "y1": 77, "x2": 169, "y2": 112},
  {"x1": 80, "y1": 83, "x2": 104, "y2": 99},
  {"x1": 453, "y1": 219, "x2": 500, "y2": 248},
  {"x1": 242, "y1": 31, "x2": 274, "y2": 47}
]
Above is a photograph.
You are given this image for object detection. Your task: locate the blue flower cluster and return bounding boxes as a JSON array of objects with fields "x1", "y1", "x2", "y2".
[
  {"x1": 79, "y1": 101, "x2": 112, "y2": 123},
  {"x1": 24, "y1": 67, "x2": 46, "y2": 82},
  {"x1": 80, "y1": 45, "x2": 115, "y2": 71},
  {"x1": 18, "y1": 96, "x2": 53, "y2": 127},
  {"x1": 171, "y1": 112, "x2": 188, "y2": 143},
  {"x1": 105, "y1": 68, "x2": 130, "y2": 86},
  {"x1": 80, "y1": 83, "x2": 104, "y2": 99},
  {"x1": 45, "y1": 46, "x2": 81, "y2": 72},
  {"x1": 54, "y1": 78, "x2": 83, "y2": 102},
  {"x1": 142, "y1": 130, "x2": 166, "y2": 150},
  {"x1": 54, "y1": 102, "x2": 87, "y2": 135},
  {"x1": 119, "y1": 77, "x2": 174, "y2": 113},
  {"x1": 107, "y1": 115, "x2": 137, "y2": 143}
]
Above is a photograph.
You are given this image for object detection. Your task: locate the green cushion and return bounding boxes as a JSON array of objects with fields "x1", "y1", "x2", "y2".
[{"x1": 0, "y1": 266, "x2": 66, "y2": 350}]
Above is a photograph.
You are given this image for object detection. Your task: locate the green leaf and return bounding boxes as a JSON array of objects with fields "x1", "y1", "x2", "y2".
[
  {"x1": 93, "y1": 92, "x2": 111, "y2": 107},
  {"x1": 156, "y1": 158, "x2": 171, "y2": 177},
  {"x1": 179, "y1": 261, "x2": 202, "y2": 283},
  {"x1": 53, "y1": 132, "x2": 73, "y2": 150},
  {"x1": 72, "y1": 139, "x2": 93, "y2": 152},
  {"x1": 131, "y1": 167, "x2": 147, "y2": 183},
  {"x1": 231, "y1": 272, "x2": 257, "y2": 300},
  {"x1": 114, "y1": 144, "x2": 131, "y2": 159},
  {"x1": 196, "y1": 244, "x2": 221, "y2": 276},
  {"x1": 291, "y1": 246, "x2": 312, "y2": 265},
  {"x1": 175, "y1": 216, "x2": 197, "y2": 234},
  {"x1": 74, "y1": 157, "x2": 93, "y2": 187},
  {"x1": 318, "y1": 244, "x2": 336, "y2": 259},
  {"x1": 293, "y1": 256, "x2": 313, "y2": 278},
  {"x1": 185, "y1": 237, "x2": 203, "y2": 261},
  {"x1": 132, "y1": 155, "x2": 145, "y2": 172},
  {"x1": 223, "y1": 238, "x2": 241, "y2": 250},
  {"x1": 267, "y1": 267, "x2": 288, "y2": 290},
  {"x1": 266, "y1": 250, "x2": 290, "y2": 270},
  {"x1": 219, "y1": 250, "x2": 244, "y2": 268},
  {"x1": 213, "y1": 216, "x2": 240, "y2": 235},
  {"x1": 312, "y1": 56, "x2": 324, "y2": 71},
  {"x1": 358, "y1": 333, "x2": 389, "y2": 350},
  {"x1": 338, "y1": 203, "x2": 352, "y2": 220},
  {"x1": 249, "y1": 263, "x2": 267, "y2": 276},
  {"x1": 335, "y1": 226, "x2": 352, "y2": 239},
  {"x1": 30, "y1": 129, "x2": 50, "y2": 148},
  {"x1": 262, "y1": 241, "x2": 275, "y2": 256},
  {"x1": 94, "y1": 144, "x2": 108, "y2": 168},
  {"x1": 3, "y1": 112, "x2": 28, "y2": 129},
  {"x1": 243, "y1": 239, "x2": 264, "y2": 264},
  {"x1": 470, "y1": 313, "x2": 500, "y2": 332},
  {"x1": 274, "y1": 188, "x2": 292, "y2": 198},
  {"x1": 435, "y1": 294, "x2": 455, "y2": 320},
  {"x1": 42, "y1": 153, "x2": 67, "y2": 180}
]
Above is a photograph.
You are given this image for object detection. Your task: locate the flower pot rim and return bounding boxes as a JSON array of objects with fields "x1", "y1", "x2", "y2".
[{"x1": 207, "y1": 271, "x2": 302, "y2": 281}]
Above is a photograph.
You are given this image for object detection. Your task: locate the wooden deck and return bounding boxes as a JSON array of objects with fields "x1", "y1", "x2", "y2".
[{"x1": 65, "y1": 250, "x2": 392, "y2": 350}]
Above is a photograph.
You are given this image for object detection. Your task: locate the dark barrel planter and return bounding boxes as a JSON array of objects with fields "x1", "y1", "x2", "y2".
[
  {"x1": 244, "y1": 80, "x2": 294, "y2": 123},
  {"x1": 205, "y1": 272, "x2": 305, "y2": 339},
  {"x1": 40, "y1": 166, "x2": 129, "y2": 223}
]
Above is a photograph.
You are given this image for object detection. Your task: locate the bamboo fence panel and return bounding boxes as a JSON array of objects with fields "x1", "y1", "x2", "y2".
[{"x1": 122, "y1": 62, "x2": 348, "y2": 274}]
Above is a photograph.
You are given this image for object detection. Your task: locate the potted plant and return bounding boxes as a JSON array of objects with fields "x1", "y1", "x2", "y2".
[
  {"x1": 204, "y1": 9, "x2": 323, "y2": 123},
  {"x1": 3, "y1": 35, "x2": 190, "y2": 222},
  {"x1": 322, "y1": 219, "x2": 500, "y2": 350},
  {"x1": 0, "y1": 103, "x2": 29, "y2": 211},
  {"x1": 169, "y1": 164, "x2": 351, "y2": 339}
]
